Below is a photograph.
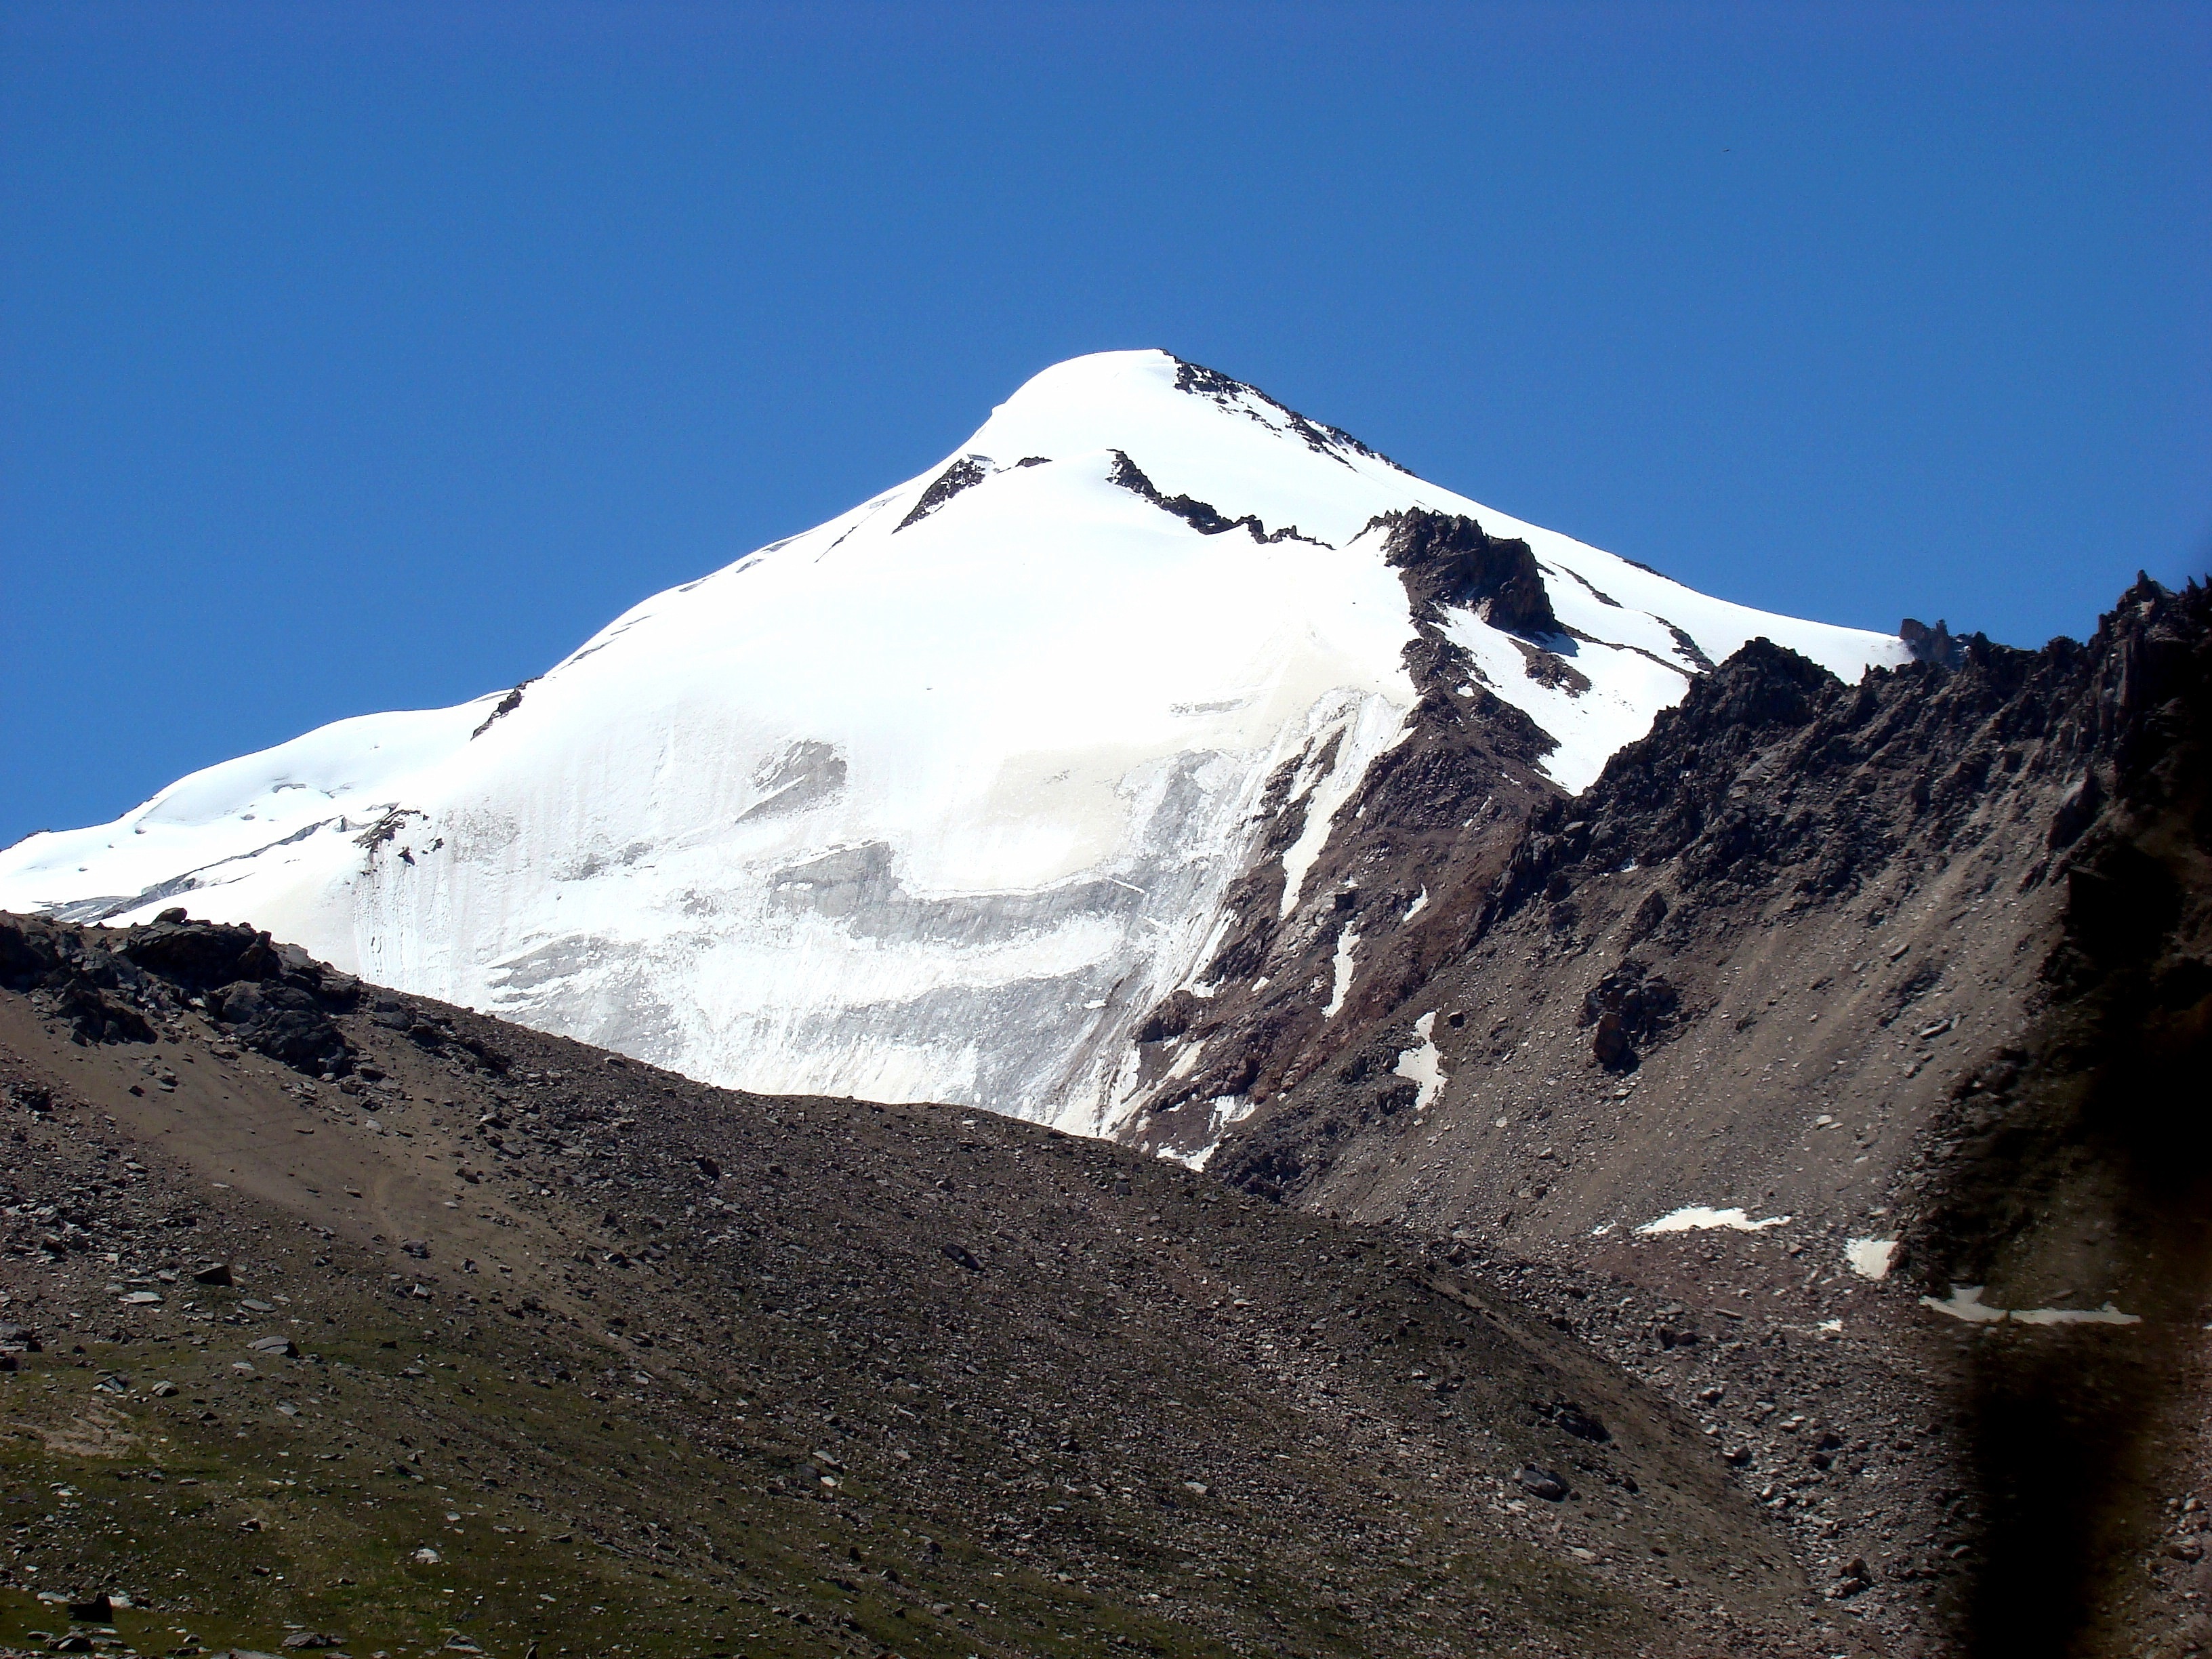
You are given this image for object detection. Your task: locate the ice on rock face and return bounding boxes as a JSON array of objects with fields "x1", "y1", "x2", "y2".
[{"x1": 0, "y1": 349, "x2": 1910, "y2": 1133}]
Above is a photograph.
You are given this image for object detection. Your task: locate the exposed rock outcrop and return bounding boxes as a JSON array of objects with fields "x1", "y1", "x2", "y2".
[{"x1": 2, "y1": 907, "x2": 363, "y2": 1076}]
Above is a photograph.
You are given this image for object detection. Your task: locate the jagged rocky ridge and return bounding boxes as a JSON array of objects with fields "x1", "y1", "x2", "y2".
[
  {"x1": 1204, "y1": 575, "x2": 2205, "y2": 1237},
  {"x1": 1192, "y1": 575, "x2": 2211, "y2": 1658}
]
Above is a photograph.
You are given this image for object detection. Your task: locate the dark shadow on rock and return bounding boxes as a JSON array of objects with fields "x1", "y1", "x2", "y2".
[{"x1": 1907, "y1": 576, "x2": 2211, "y2": 1657}]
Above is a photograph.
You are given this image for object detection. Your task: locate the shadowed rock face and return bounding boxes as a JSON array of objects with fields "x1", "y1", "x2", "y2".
[
  {"x1": 1899, "y1": 578, "x2": 2212, "y2": 1657},
  {"x1": 1379, "y1": 507, "x2": 1562, "y2": 638}
]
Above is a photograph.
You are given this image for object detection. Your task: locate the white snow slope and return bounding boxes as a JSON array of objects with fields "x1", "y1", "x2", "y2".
[{"x1": 0, "y1": 351, "x2": 1908, "y2": 1134}]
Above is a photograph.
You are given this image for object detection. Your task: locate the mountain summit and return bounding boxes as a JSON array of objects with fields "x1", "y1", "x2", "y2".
[{"x1": 0, "y1": 350, "x2": 1905, "y2": 1135}]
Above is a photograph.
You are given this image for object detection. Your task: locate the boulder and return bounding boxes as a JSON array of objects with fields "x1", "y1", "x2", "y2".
[{"x1": 1516, "y1": 1465, "x2": 1569, "y2": 1501}]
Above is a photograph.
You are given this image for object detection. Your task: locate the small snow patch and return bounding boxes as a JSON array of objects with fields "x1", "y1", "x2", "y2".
[
  {"x1": 1844, "y1": 1238, "x2": 1897, "y2": 1281},
  {"x1": 1920, "y1": 1285, "x2": 2141, "y2": 1326},
  {"x1": 1402, "y1": 887, "x2": 1429, "y2": 922},
  {"x1": 1323, "y1": 926, "x2": 1359, "y2": 1019},
  {"x1": 2011, "y1": 1303, "x2": 2142, "y2": 1326},
  {"x1": 1207, "y1": 1093, "x2": 1255, "y2": 1131},
  {"x1": 1392, "y1": 1012, "x2": 1445, "y2": 1110},
  {"x1": 1164, "y1": 1040, "x2": 1205, "y2": 1081},
  {"x1": 1636, "y1": 1206, "x2": 1790, "y2": 1235}
]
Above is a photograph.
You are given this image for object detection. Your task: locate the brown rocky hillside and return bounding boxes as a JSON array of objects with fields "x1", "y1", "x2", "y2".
[{"x1": 4, "y1": 910, "x2": 1829, "y2": 1659}]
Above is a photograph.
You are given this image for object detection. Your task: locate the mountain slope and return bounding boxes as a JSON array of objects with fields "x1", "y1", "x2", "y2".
[
  {"x1": 0, "y1": 912, "x2": 1826, "y2": 1658},
  {"x1": 1202, "y1": 575, "x2": 2212, "y2": 1657},
  {"x1": 0, "y1": 351, "x2": 1906, "y2": 1137}
]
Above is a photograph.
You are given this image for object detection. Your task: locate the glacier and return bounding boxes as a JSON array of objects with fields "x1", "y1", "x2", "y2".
[{"x1": 0, "y1": 350, "x2": 1908, "y2": 1134}]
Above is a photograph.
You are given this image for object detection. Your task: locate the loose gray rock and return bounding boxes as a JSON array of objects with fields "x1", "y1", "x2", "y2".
[{"x1": 1517, "y1": 1465, "x2": 1569, "y2": 1501}]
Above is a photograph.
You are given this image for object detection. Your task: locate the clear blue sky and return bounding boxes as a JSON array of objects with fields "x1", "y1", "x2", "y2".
[{"x1": 4, "y1": 2, "x2": 2207, "y2": 846}]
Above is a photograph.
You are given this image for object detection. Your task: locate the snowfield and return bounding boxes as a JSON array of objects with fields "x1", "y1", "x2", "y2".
[{"x1": 0, "y1": 350, "x2": 1908, "y2": 1132}]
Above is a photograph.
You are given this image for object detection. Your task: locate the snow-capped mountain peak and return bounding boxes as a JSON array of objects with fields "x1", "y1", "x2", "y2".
[{"x1": 0, "y1": 349, "x2": 1907, "y2": 1137}]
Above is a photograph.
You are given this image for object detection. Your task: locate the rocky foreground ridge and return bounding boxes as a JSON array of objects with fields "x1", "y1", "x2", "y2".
[
  {"x1": 5, "y1": 909, "x2": 1845, "y2": 1659},
  {"x1": 1179, "y1": 573, "x2": 2211, "y2": 1658}
]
